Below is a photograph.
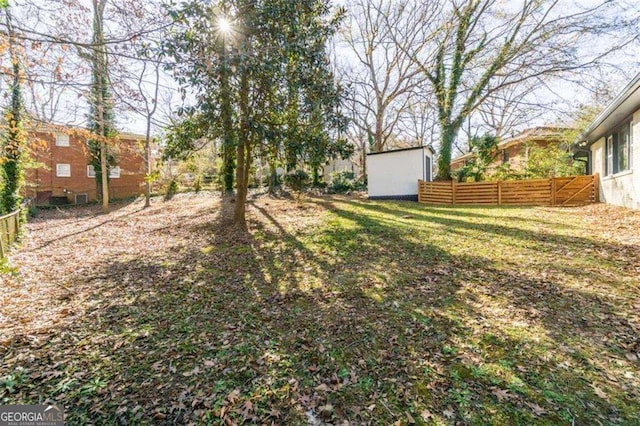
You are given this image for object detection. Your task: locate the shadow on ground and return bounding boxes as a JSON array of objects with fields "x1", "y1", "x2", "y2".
[{"x1": 2, "y1": 196, "x2": 639, "y2": 424}]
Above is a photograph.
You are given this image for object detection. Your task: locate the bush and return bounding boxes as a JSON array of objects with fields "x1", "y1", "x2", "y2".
[
  {"x1": 284, "y1": 169, "x2": 309, "y2": 192},
  {"x1": 328, "y1": 171, "x2": 365, "y2": 193},
  {"x1": 164, "y1": 179, "x2": 178, "y2": 201}
]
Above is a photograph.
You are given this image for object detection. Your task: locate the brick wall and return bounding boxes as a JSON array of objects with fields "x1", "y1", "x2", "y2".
[{"x1": 26, "y1": 131, "x2": 147, "y2": 205}]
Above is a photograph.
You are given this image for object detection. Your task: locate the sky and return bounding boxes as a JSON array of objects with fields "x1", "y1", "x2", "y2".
[{"x1": 3, "y1": 0, "x2": 639, "y2": 147}]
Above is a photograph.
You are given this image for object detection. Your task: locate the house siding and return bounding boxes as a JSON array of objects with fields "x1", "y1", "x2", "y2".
[
  {"x1": 590, "y1": 111, "x2": 640, "y2": 209},
  {"x1": 26, "y1": 131, "x2": 146, "y2": 205}
]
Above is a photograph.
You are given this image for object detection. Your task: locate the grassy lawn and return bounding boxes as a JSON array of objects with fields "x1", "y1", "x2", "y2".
[{"x1": 1, "y1": 194, "x2": 639, "y2": 424}]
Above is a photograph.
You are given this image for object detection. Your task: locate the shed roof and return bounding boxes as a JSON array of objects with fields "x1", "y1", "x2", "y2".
[{"x1": 367, "y1": 145, "x2": 435, "y2": 156}]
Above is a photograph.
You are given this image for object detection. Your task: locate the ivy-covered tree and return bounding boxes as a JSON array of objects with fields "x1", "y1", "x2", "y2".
[
  {"x1": 0, "y1": 3, "x2": 27, "y2": 218},
  {"x1": 403, "y1": 0, "x2": 639, "y2": 180},
  {"x1": 86, "y1": 0, "x2": 117, "y2": 214}
]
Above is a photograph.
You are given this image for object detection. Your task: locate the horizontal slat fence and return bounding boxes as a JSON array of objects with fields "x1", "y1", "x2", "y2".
[
  {"x1": 419, "y1": 174, "x2": 598, "y2": 207},
  {"x1": 0, "y1": 210, "x2": 21, "y2": 259}
]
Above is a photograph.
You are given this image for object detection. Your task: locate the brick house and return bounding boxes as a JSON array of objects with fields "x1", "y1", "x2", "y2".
[
  {"x1": 450, "y1": 127, "x2": 570, "y2": 174},
  {"x1": 26, "y1": 127, "x2": 148, "y2": 205}
]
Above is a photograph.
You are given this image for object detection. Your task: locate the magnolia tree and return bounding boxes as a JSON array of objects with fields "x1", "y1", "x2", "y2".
[{"x1": 164, "y1": 0, "x2": 349, "y2": 227}]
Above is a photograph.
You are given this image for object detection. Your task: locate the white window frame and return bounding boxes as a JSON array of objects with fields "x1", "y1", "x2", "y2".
[
  {"x1": 605, "y1": 121, "x2": 632, "y2": 176},
  {"x1": 87, "y1": 165, "x2": 96, "y2": 178},
  {"x1": 56, "y1": 163, "x2": 71, "y2": 177},
  {"x1": 55, "y1": 133, "x2": 70, "y2": 147},
  {"x1": 618, "y1": 121, "x2": 631, "y2": 172},
  {"x1": 109, "y1": 166, "x2": 121, "y2": 179},
  {"x1": 605, "y1": 136, "x2": 613, "y2": 176}
]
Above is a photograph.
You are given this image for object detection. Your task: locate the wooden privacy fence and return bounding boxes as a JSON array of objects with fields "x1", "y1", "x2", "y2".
[
  {"x1": 0, "y1": 210, "x2": 21, "y2": 259},
  {"x1": 418, "y1": 174, "x2": 598, "y2": 206}
]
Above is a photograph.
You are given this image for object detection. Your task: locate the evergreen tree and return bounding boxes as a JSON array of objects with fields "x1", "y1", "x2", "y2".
[{"x1": 164, "y1": 0, "x2": 346, "y2": 227}]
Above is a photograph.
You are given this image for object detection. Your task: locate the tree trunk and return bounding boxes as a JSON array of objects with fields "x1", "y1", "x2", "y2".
[
  {"x1": 233, "y1": 71, "x2": 250, "y2": 227},
  {"x1": 143, "y1": 63, "x2": 160, "y2": 208},
  {"x1": 268, "y1": 159, "x2": 277, "y2": 194},
  {"x1": 436, "y1": 125, "x2": 456, "y2": 181},
  {"x1": 373, "y1": 111, "x2": 384, "y2": 152},
  {"x1": 144, "y1": 123, "x2": 152, "y2": 208},
  {"x1": 99, "y1": 143, "x2": 109, "y2": 212},
  {"x1": 93, "y1": 0, "x2": 109, "y2": 213},
  {"x1": 220, "y1": 44, "x2": 235, "y2": 194},
  {"x1": 0, "y1": 7, "x2": 25, "y2": 218},
  {"x1": 360, "y1": 143, "x2": 367, "y2": 181}
]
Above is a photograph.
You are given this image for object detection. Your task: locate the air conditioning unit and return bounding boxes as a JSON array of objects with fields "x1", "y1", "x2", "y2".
[{"x1": 75, "y1": 194, "x2": 89, "y2": 205}]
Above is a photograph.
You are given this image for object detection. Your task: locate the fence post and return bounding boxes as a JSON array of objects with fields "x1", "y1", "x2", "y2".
[
  {"x1": 593, "y1": 173, "x2": 599, "y2": 203},
  {"x1": 497, "y1": 181, "x2": 502, "y2": 206},
  {"x1": 550, "y1": 177, "x2": 556, "y2": 206},
  {"x1": 451, "y1": 180, "x2": 456, "y2": 205},
  {"x1": 0, "y1": 219, "x2": 6, "y2": 259},
  {"x1": 418, "y1": 180, "x2": 422, "y2": 203}
]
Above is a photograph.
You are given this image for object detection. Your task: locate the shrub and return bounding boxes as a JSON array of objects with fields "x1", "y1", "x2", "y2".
[
  {"x1": 284, "y1": 169, "x2": 309, "y2": 192},
  {"x1": 328, "y1": 171, "x2": 365, "y2": 193},
  {"x1": 28, "y1": 204, "x2": 38, "y2": 218},
  {"x1": 164, "y1": 179, "x2": 178, "y2": 201}
]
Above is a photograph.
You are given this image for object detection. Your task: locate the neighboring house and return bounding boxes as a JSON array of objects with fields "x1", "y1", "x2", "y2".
[
  {"x1": 450, "y1": 127, "x2": 570, "y2": 174},
  {"x1": 367, "y1": 145, "x2": 435, "y2": 200},
  {"x1": 582, "y1": 73, "x2": 640, "y2": 210},
  {"x1": 26, "y1": 126, "x2": 148, "y2": 205}
]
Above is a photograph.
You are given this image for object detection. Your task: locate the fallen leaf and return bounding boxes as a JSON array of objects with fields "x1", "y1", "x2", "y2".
[
  {"x1": 492, "y1": 387, "x2": 511, "y2": 401},
  {"x1": 591, "y1": 385, "x2": 609, "y2": 401},
  {"x1": 421, "y1": 410, "x2": 433, "y2": 420},
  {"x1": 525, "y1": 402, "x2": 546, "y2": 417},
  {"x1": 315, "y1": 383, "x2": 330, "y2": 392},
  {"x1": 226, "y1": 389, "x2": 240, "y2": 403}
]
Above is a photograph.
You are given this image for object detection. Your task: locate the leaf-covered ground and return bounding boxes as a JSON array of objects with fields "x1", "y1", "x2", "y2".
[{"x1": 1, "y1": 194, "x2": 639, "y2": 425}]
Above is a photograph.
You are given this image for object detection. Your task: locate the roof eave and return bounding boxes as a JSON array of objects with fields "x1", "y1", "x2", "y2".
[{"x1": 581, "y1": 72, "x2": 640, "y2": 145}]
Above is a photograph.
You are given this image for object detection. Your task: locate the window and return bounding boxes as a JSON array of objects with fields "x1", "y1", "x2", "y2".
[
  {"x1": 109, "y1": 166, "x2": 121, "y2": 178},
  {"x1": 55, "y1": 133, "x2": 70, "y2": 147},
  {"x1": 618, "y1": 122, "x2": 630, "y2": 172},
  {"x1": 605, "y1": 121, "x2": 632, "y2": 176},
  {"x1": 56, "y1": 164, "x2": 71, "y2": 177},
  {"x1": 87, "y1": 165, "x2": 96, "y2": 178},
  {"x1": 606, "y1": 136, "x2": 614, "y2": 176}
]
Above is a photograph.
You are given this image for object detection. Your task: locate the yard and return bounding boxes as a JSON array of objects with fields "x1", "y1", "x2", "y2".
[{"x1": 1, "y1": 194, "x2": 639, "y2": 424}]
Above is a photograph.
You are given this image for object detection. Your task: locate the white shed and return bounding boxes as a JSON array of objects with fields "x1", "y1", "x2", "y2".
[{"x1": 366, "y1": 146, "x2": 435, "y2": 200}]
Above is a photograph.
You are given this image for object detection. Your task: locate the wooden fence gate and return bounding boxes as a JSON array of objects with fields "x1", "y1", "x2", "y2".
[
  {"x1": 0, "y1": 210, "x2": 21, "y2": 259},
  {"x1": 418, "y1": 174, "x2": 598, "y2": 206}
]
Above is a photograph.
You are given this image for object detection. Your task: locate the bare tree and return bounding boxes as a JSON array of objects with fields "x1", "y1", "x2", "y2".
[
  {"x1": 339, "y1": 0, "x2": 436, "y2": 153},
  {"x1": 400, "y1": 0, "x2": 640, "y2": 180},
  {"x1": 396, "y1": 90, "x2": 439, "y2": 148},
  {"x1": 90, "y1": 0, "x2": 111, "y2": 213}
]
